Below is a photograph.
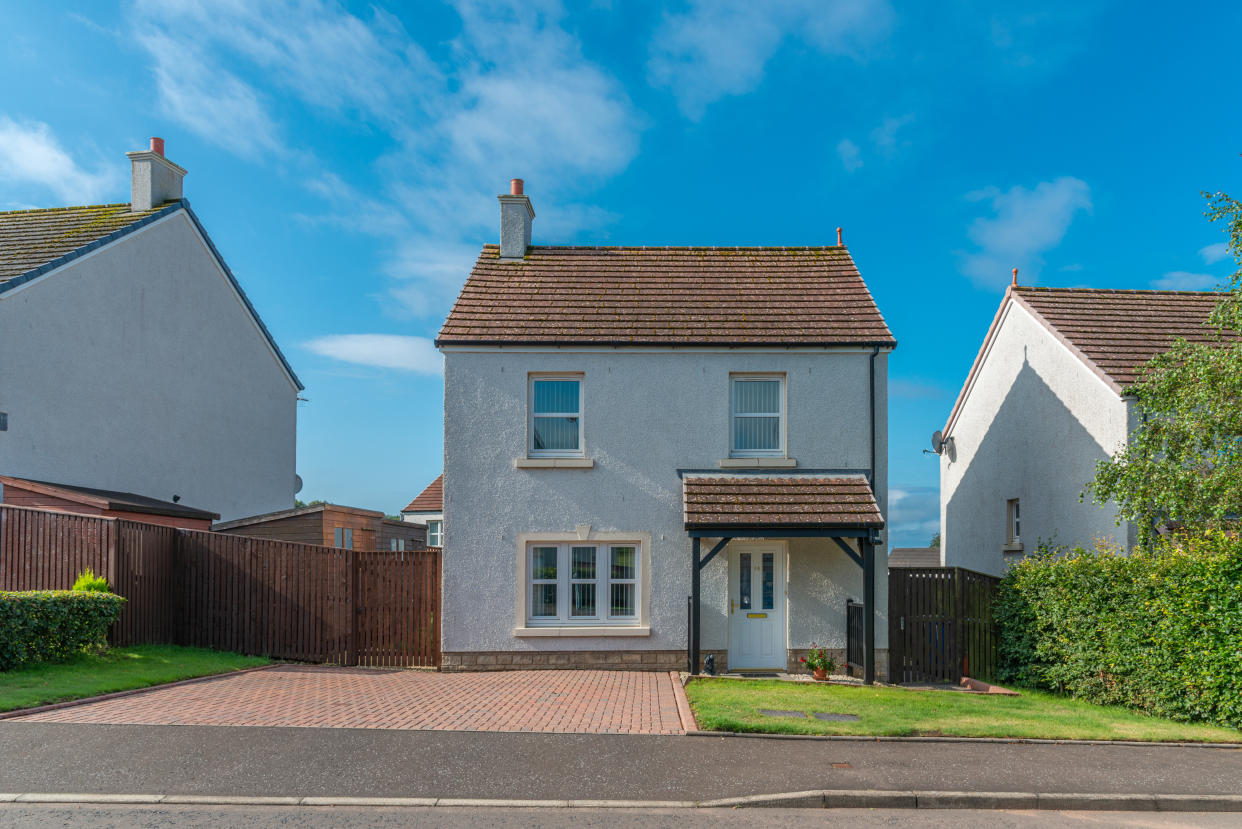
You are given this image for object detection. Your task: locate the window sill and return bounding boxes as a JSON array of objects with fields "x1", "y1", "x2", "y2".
[
  {"x1": 514, "y1": 458, "x2": 595, "y2": 469},
  {"x1": 513, "y1": 625, "x2": 650, "y2": 637},
  {"x1": 1002, "y1": 542, "x2": 1024, "y2": 553},
  {"x1": 718, "y1": 457, "x2": 797, "y2": 469}
]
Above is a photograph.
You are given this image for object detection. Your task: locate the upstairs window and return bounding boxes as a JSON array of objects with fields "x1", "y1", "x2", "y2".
[
  {"x1": 530, "y1": 375, "x2": 583, "y2": 457},
  {"x1": 1007, "y1": 499, "x2": 1021, "y2": 544},
  {"x1": 730, "y1": 374, "x2": 786, "y2": 457},
  {"x1": 427, "y1": 519, "x2": 443, "y2": 547}
]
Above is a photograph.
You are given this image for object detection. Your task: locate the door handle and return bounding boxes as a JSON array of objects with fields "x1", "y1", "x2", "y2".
[{"x1": 730, "y1": 599, "x2": 736, "y2": 615}]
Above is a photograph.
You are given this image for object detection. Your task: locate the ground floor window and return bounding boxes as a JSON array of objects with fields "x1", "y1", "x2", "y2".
[
  {"x1": 427, "y1": 519, "x2": 443, "y2": 547},
  {"x1": 526, "y1": 541, "x2": 640, "y2": 625}
]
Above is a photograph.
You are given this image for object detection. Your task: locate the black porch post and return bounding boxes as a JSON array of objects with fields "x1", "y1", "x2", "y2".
[
  {"x1": 862, "y1": 536, "x2": 876, "y2": 685},
  {"x1": 691, "y1": 536, "x2": 701, "y2": 675}
]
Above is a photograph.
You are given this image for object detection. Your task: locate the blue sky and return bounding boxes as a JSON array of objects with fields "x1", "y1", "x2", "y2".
[{"x1": 2, "y1": 1, "x2": 1239, "y2": 548}]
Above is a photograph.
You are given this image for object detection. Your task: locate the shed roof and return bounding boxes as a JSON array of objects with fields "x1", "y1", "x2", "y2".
[
  {"x1": 437, "y1": 245, "x2": 895, "y2": 347},
  {"x1": 402, "y1": 475, "x2": 443, "y2": 513},
  {"x1": 682, "y1": 475, "x2": 883, "y2": 530},
  {"x1": 887, "y1": 547, "x2": 942, "y2": 568},
  {"x1": 212, "y1": 502, "x2": 383, "y2": 531},
  {"x1": 0, "y1": 475, "x2": 219, "y2": 520}
]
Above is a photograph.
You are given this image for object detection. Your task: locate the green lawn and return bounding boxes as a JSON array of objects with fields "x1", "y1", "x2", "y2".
[
  {"x1": 685, "y1": 678, "x2": 1242, "y2": 743},
  {"x1": 0, "y1": 645, "x2": 271, "y2": 713}
]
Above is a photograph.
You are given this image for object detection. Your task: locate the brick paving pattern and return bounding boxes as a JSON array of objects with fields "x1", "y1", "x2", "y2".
[{"x1": 13, "y1": 666, "x2": 686, "y2": 735}]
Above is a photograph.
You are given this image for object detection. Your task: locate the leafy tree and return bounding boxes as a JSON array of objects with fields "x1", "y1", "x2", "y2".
[
  {"x1": 928, "y1": 531, "x2": 941, "y2": 549},
  {"x1": 1087, "y1": 192, "x2": 1242, "y2": 544},
  {"x1": 294, "y1": 499, "x2": 329, "y2": 509}
]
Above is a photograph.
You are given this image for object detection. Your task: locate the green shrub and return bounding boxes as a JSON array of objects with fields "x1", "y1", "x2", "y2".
[
  {"x1": 0, "y1": 591, "x2": 126, "y2": 671},
  {"x1": 995, "y1": 534, "x2": 1242, "y2": 729},
  {"x1": 72, "y1": 568, "x2": 111, "y2": 593}
]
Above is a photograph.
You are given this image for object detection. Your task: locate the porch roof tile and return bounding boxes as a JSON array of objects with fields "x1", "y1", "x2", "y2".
[{"x1": 682, "y1": 475, "x2": 883, "y2": 530}]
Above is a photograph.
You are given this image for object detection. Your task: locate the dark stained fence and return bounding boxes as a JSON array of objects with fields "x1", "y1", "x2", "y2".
[
  {"x1": 845, "y1": 600, "x2": 864, "y2": 675},
  {"x1": 0, "y1": 505, "x2": 440, "y2": 667},
  {"x1": 887, "y1": 566, "x2": 1000, "y2": 684}
]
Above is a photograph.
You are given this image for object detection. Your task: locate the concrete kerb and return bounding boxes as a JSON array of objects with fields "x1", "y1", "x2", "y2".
[
  {"x1": 684, "y1": 729, "x2": 1242, "y2": 749},
  {"x1": 2, "y1": 792, "x2": 1242, "y2": 811}
]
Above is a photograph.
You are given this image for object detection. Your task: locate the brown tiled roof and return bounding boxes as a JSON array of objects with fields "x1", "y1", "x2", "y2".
[
  {"x1": 402, "y1": 474, "x2": 442, "y2": 513},
  {"x1": 437, "y1": 245, "x2": 895, "y2": 347},
  {"x1": 682, "y1": 476, "x2": 883, "y2": 530},
  {"x1": 1014, "y1": 287, "x2": 1228, "y2": 387},
  {"x1": 0, "y1": 202, "x2": 173, "y2": 283}
]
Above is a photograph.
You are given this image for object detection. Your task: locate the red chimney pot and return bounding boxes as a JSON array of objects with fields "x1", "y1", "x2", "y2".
[
  {"x1": 1012, "y1": 267, "x2": 1019, "y2": 286},
  {"x1": 836, "y1": 226, "x2": 843, "y2": 246},
  {"x1": 150, "y1": 137, "x2": 165, "y2": 157},
  {"x1": 510, "y1": 178, "x2": 524, "y2": 196}
]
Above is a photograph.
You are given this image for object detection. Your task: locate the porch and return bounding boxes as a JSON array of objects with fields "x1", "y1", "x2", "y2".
[{"x1": 683, "y1": 475, "x2": 885, "y2": 684}]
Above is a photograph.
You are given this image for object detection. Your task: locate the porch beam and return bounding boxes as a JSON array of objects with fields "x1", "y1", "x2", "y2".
[
  {"x1": 690, "y1": 537, "x2": 701, "y2": 675},
  {"x1": 830, "y1": 536, "x2": 864, "y2": 568},
  {"x1": 699, "y1": 537, "x2": 731, "y2": 569},
  {"x1": 862, "y1": 537, "x2": 876, "y2": 685},
  {"x1": 687, "y1": 527, "x2": 872, "y2": 538}
]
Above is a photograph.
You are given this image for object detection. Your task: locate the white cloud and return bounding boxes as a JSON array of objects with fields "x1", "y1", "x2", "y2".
[
  {"x1": 836, "y1": 138, "x2": 863, "y2": 172},
  {"x1": 870, "y1": 113, "x2": 914, "y2": 154},
  {"x1": 130, "y1": 0, "x2": 642, "y2": 326},
  {"x1": 959, "y1": 176, "x2": 1091, "y2": 289},
  {"x1": 1200, "y1": 242, "x2": 1230, "y2": 265},
  {"x1": 1151, "y1": 271, "x2": 1220, "y2": 291},
  {"x1": 887, "y1": 485, "x2": 940, "y2": 545},
  {"x1": 304, "y1": 334, "x2": 442, "y2": 375},
  {"x1": 0, "y1": 117, "x2": 116, "y2": 204},
  {"x1": 648, "y1": 0, "x2": 894, "y2": 119}
]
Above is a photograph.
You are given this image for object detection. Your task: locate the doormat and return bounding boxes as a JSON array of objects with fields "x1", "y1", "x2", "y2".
[
  {"x1": 812, "y1": 712, "x2": 860, "y2": 722},
  {"x1": 734, "y1": 672, "x2": 780, "y2": 678},
  {"x1": 758, "y1": 709, "x2": 806, "y2": 718}
]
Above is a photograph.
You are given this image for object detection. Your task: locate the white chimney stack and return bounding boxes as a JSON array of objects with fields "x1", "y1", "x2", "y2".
[
  {"x1": 498, "y1": 177, "x2": 534, "y2": 259},
  {"x1": 126, "y1": 137, "x2": 186, "y2": 212}
]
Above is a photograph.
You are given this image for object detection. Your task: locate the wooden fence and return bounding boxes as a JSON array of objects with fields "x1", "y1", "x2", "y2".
[
  {"x1": 0, "y1": 505, "x2": 440, "y2": 668},
  {"x1": 887, "y1": 566, "x2": 1000, "y2": 684}
]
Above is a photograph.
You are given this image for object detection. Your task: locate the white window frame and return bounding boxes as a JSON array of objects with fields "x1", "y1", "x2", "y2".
[
  {"x1": 514, "y1": 531, "x2": 652, "y2": 636},
  {"x1": 1008, "y1": 499, "x2": 1021, "y2": 544},
  {"x1": 426, "y1": 519, "x2": 443, "y2": 547},
  {"x1": 729, "y1": 373, "x2": 787, "y2": 458},
  {"x1": 528, "y1": 373, "x2": 585, "y2": 458}
]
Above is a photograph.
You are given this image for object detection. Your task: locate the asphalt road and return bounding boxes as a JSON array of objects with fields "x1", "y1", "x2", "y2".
[
  {"x1": 1, "y1": 805, "x2": 1239, "y2": 828},
  {"x1": 2, "y1": 722, "x2": 1241, "y2": 801}
]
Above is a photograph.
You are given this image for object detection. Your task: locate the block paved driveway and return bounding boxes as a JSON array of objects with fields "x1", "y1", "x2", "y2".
[{"x1": 12, "y1": 666, "x2": 687, "y2": 735}]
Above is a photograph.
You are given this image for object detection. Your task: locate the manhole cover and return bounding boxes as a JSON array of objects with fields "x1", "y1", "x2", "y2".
[
  {"x1": 758, "y1": 709, "x2": 806, "y2": 718},
  {"x1": 812, "y1": 712, "x2": 860, "y2": 722}
]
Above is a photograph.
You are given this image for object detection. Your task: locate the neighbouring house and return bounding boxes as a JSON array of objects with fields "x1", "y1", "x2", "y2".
[
  {"x1": 0, "y1": 137, "x2": 302, "y2": 522},
  {"x1": 939, "y1": 282, "x2": 1224, "y2": 576},
  {"x1": 213, "y1": 503, "x2": 427, "y2": 551},
  {"x1": 436, "y1": 180, "x2": 894, "y2": 679},
  {"x1": 0, "y1": 474, "x2": 218, "y2": 530},
  {"x1": 401, "y1": 475, "x2": 443, "y2": 547},
  {"x1": 887, "y1": 547, "x2": 941, "y2": 568}
]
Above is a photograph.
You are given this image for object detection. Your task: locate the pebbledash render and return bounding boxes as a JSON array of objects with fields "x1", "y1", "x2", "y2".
[{"x1": 436, "y1": 180, "x2": 895, "y2": 678}]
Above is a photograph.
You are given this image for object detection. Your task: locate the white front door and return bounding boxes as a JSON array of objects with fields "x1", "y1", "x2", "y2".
[{"x1": 728, "y1": 544, "x2": 786, "y2": 670}]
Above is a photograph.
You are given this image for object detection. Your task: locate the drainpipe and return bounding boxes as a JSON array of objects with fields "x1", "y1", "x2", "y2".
[
  {"x1": 865, "y1": 345, "x2": 879, "y2": 685},
  {"x1": 869, "y1": 346, "x2": 878, "y2": 487}
]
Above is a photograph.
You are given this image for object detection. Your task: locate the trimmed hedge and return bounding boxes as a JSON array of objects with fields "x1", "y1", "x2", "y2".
[
  {"x1": 995, "y1": 533, "x2": 1242, "y2": 729},
  {"x1": 0, "y1": 590, "x2": 126, "y2": 671}
]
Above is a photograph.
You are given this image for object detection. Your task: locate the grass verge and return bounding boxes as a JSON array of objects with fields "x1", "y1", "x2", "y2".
[
  {"x1": 0, "y1": 645, "x2": 271, "y2": 713},
  {"x1": 685, "y1": 678, "x2": 1242, "y2": 742}
]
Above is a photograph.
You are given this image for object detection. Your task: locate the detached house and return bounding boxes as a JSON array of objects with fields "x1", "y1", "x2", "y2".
[
  {"x1": 939, "y1": 282, "x2": 1224, "y2": 575},
  {"x1": 437, "y1": 180, "x2": 895, "y2": 679},
  {"x1": 402, "y1": 475, "x2": 443, "y2": 547},
  {"x1": 0, "y1": 138, "x2": 302, "y2": 521}
]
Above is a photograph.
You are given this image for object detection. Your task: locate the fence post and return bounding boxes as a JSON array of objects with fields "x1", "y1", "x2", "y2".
[{"x1": 347, "y1": 548, "x2": 360, "y2": 666}]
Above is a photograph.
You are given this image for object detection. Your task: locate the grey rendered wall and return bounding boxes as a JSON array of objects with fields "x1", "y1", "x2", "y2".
[
  {"x1": 442, "y1": 348, "x2": 888, "y2": 654},
  {"x1": 940, "y1": 302, "x2": 1129, "y2": 576},
  {"x1": 0, "y1": 212, "x2": 298, "y2": 522}
]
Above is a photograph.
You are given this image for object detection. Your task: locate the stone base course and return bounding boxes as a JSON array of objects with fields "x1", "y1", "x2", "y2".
[{"x1": 443, "y1": 650, "x2": 688, "y2": 672}]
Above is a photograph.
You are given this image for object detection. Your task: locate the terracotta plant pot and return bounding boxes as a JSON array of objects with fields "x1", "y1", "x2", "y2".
[{"x1": 812, "y1": 668, "x2": 828, "y2": 681}]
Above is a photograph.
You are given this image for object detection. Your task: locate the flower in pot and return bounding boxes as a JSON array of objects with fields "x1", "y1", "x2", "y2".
[{"x1": 800, "y1": 646, "x2": 836, "y2": 681}]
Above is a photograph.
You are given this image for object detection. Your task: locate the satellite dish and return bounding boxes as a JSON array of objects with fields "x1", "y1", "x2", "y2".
[
  {"x1": 931, "y1": 430, "x2": 944, "y2": 454},
  {"x1": 294, "y1": 474, "x2": 304, "y2": 495}
]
